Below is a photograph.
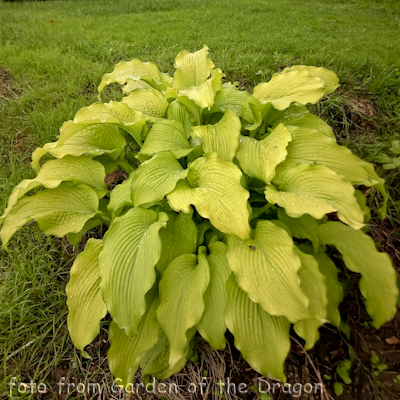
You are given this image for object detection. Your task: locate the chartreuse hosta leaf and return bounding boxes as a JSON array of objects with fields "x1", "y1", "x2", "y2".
[
  {"x1": 213, "y1": 85, "x2": 262, "y2": 131},
  {"x1": 0, "y1": 183, "x2": 98, "y2": 251},
  {"x1": 227, "y1": 220, "x2": 310, "y2": 323},
  {"x1": 122, "y1": 88, "x2": 169, "y2": 121},
  {"x1": 98, "y1": 58, "x2": 169, "y2": 96},
  {"x1": 167, "y1": 100, "x2": 193, "y2": 138},
  {"x1": 66, "y1": 239, "x2": 106, "y2": 358},
  {"x1": 169, "y1": 46, "x2": 223, "y2": 109},
  {"x1": 131, "y1": 151, "x2": 188, "y2": 207},
  {"x1": 355, "y1": 157, "x2": 388, "y2": 218},
  {"x1": 253, "y1": 69, "x2": 326, "y2": 111},
  {"x1": 196, "y1": 241, "x2": 231, "y2": 350},
  {"x1": 293, "y1": 247, "x2": 328, "y2": 350},
  {"x1": 177, "y1": 68, "x2": 225, "y2": 109},
  {"x1": 275, "y1": 126, "x2": 386, "y2": 199},
  {"x1": 156, "y1": 248, "x2": 210, "y2": 369},
  {"x1": 167, "y1": 154, "x2": 251, "y2": 239},
  {"x1": 192, "y1": 110, "x2": 241, "y2": 162},
  {"x1": 157, "y1": 211, "x2": 198, "y2": 275},
  {"x1": 123, "y1": 73, "x2": 173, "y2": 94},
  {"x1": 173, "y1": 45, "x2": 215, "y2": 90},
  {"x1": 140, "y1": 330, "x2": 188, "y2": 379},
  {"x1": 195, "y1": 221, "x2": 213, "y2": 248},
  {"x1": 122, "y1": 79, "x2": 153, "y2": 93},
  {"x1": 354, "y1": 189, "x2": 371, "y2": 223},
  {"x1": 319, "y1": 222, "x2": 398, "y2": 328},
  {"x1": 274, "y1": 111, "x2": 336, "y2": 141},
  {"x1": 210, "y1": 68, "x2": 224, "y2": 93},
  {"x1": 225, "y1": 275, "x2": 290, "y2": 382},
  {"x1": 108, "y1": 289, "x2": 160, "y2": 387},
  {"x1": 187, "y1": 137, "x2": 204, "y2": 163},
  {"x1": 139, "y1": 119, "x2": 193, "y2": 159},
  {"x1": 265, "y1": 164, "x2": 365, "y2": 230},
  {"x1": 108, "y1": 157, "x2": 188, "y2": 213},
  {"x1": 73, "y1": 101, "x2": 147, "y2": 145},
  {"x1": 99, "y1": 208, "x2": 168, "y2": 337},
  {"x1": 1, "y1": 156, "x2": 107, "y2": 224},
  {"x1": 277, "y1": 210, "x2": 320, "y2": 256},
  {"x1": 236, "y1": 123, "x2": 292, "y2": 184},
  {"x1": 260, "y1": 103, "x2": 305, "y2": 130},
  {"x1": 31, "y1": 121, "x2": 126, "y2": 172},
  {"x1": 107, "y1": 173, "x2": 134, "y2": 212},
  {"x1": 172, "y1": 95, "x2": 203, "y2": 126},
  {"x1": 314, "y1": 249, "x2": 343, "y2": 327},
  {"x1": 276, "y1": 124, "x2": 387, "y2": 217},
  {"x1": 282, "y1": 65, "x2": 340, "y2": 94}
]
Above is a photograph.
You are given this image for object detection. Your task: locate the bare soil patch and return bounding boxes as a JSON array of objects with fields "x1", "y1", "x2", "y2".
[
  {"x1": 105, "y1": 169, "x2": 129, "y2": 191},
  {"x1": 0, "y1": 68, "x2": 20, "y2": 106}
]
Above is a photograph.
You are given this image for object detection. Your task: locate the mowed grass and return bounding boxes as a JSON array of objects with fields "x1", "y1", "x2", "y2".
[{"x1": 0, "y1": 0, "x2": 399, "y2": 398}]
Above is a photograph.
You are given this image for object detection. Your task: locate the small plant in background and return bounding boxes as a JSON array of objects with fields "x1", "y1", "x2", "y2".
[
  {"x1": 336, "y1": 359, "x2": 352, "y2": 385},
  {"x1": 370, "y1": 353, "x2": 388, "y2": 377},
  {"x1": 324, "y1": 358, "x2": 353, "y2": 396},
  {"x1": 334, "y1": 359, "x2": 352, "y2": 396},
  {"x1": 0, "y1": 46, "x2": 398, "y2": 386},
  {"x1": 375, "y1": 140, "x2": 400, "y2": 170},
  {"x1": 334, "y1": 381, "x2": 345, "y2": 397},
  {"x1": 250, "y1": 384, "x2": 272, "y2": 400}
]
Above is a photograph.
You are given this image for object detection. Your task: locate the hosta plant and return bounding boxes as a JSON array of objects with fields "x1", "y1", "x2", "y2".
[{"x1": 1, "y1": 46, "x2": 398, "y2": 385}]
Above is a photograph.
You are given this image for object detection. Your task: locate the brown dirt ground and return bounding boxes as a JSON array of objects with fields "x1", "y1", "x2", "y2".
[{"x1": 0, "y1": 69, "x2": 17, "y2": 103}]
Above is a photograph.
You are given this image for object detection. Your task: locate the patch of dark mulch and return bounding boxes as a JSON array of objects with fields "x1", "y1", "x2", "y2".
[{"x1": 105, "y1": 168, "x2": 129, "y2": 191}]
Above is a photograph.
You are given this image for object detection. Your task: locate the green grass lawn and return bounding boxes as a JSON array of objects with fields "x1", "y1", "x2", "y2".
[{"x1": 0, "y1": 0, "x2": 399, "y2": 398}]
